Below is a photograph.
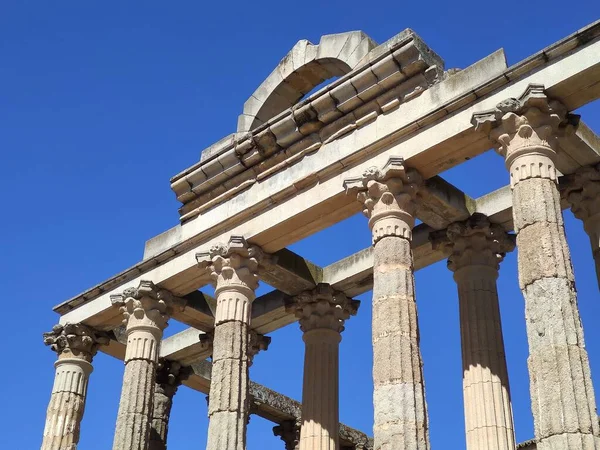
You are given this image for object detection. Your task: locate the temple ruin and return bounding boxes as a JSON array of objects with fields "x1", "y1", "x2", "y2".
[{"x1": 41, "y1": 20, "x2": 600, "y2": 450}]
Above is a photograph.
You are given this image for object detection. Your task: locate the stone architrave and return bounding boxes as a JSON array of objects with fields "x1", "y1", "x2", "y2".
[
  {"x1": 344, "y1": 158, "x2": 430, "y2": 450},
  {"x1": 431, "y1": 213, "x2": 516, "y2": 450},
  {"x1": 110, "y1": 281, "x2": 179, "y2": 450},
  {"x1": 288, "y1": 284, "x2": 359, "y2": 450},
  {"x1": 562, "y1": 163, "x2": 600, "y2": 289},
  {"x1": 41, "y1": 323, "x2": 108, "y2": 450},
  {"x1": 196, "y1": 236, "x2": 271, "y2": 450},
  {"x1": 273, "y1": 419, "x2": 301, "y2": 450},
  {"x1": 472, "y1": 84, "x2": 600, "y2": 449},
  {"x1": 149, "y1": 359, "x2": 191, "y2": 450}
]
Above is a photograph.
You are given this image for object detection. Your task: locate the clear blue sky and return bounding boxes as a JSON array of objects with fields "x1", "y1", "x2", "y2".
[{"x1": 2, "y1": 1, "x2": 600, "y2": 448}]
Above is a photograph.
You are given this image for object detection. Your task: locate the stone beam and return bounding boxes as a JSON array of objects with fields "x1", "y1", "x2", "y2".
[{"x1": 55, "y1": 22, "x2": 600, "y2": 328}]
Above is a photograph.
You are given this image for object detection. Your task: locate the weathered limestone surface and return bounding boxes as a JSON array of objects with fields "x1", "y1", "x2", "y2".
[
  {"x1": 111, "y1": 281, "x2": 176, "y2": 450},
  {"x1": 431, "y1": 214, "x2": 516, "y2": 450},
  {"x1": 149, "y1": 359, "x2": 190, "y2": 450},
  {"x1": 473, "y1": 84, "x2": 600, "y2": 449},
  {"x1": 288, "y1": 284, "x2": 359, "y2": 450},
  {"x1": 41, "y1": 324, "x2": 108, "y2": 450},
  {"x1": 196, "y1": 236, "x2": 268, "y2": 450},
  {"x1": 562, "y1": 163, "x2": 600, "y2": 288},
  {"x1": 345, "y1": 157, "x2": 430, "y2": 450}
]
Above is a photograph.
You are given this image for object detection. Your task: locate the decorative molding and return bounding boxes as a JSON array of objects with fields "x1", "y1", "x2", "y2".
[
  {"x1": 110, "y1": 280, "x2": 182, "y2": 331},
  {"x1": 471, "y1": 84, "x2": 578, "y2": 186},
  {"x1": 155, "y1": 358, "x2": 191, "y2": 397},
  {"x1": 288, "y1": 283, "x2": 359, "y2": 333},
  {"x1": 196, "y1": 236, "x2": 275, "y2": 295},
  {"x1": 430, "y1": 213, "x2": 515, "y2": 272},
  {"x1": 561, "y1": 163, "x2": 600, "y2": 221},
  {"x1": 43, "y1": 323, "x2": 109, "y2": 359},
  {"x1": 248, "y1": 331, "x2": 271, "y2": 365},
  {"x1": 344, "y1": 157, "x2": 422, "y2": 243}
]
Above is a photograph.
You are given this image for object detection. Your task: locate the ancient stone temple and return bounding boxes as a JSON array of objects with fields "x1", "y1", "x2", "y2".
[{"x1": 42, "y1": 21, "x2": 600, "y2": 450}]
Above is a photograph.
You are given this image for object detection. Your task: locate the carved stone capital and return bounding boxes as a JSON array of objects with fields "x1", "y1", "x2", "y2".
[
  {"x1": 248, "y1": 331, "x2": 271, "y2": 366},
  {"x1": 289, "y1": 283, "x2": 359, "y2": 333},
  {"x1": 196, "y1": 236, "x2": 274, "y2": 297},
  {"x1": 111, "y1": 280, "x2": 182, "y2": 332},
  {"x1": 472, "y1": 84, "x2": 578, "y2": 185},
  {"x1": 43, "y1": 323, "x2": 109, "y2": 361},
  {"x1": 561, "y1": 163, "x2": 600, "y2": 222},
  {"x1": 430, "y1": 213, "x2": 515, "y2": 272},
  {"x1": 344, "y1": 157, "x2": 422, "y2": 243},
  {"x1": 155, "y1": 358, "x2": 191, "y2": 397},
  {"x1": 273, "y1": 419, "x2": 301, "y2": 450}
]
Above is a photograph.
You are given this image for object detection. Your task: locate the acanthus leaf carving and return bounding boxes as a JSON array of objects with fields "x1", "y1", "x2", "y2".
[
  {"x1": 430, "y1": 213, "x2": 515, "y2": 272},
  {"x1": 289, "y1": 283, "x2": 359, "y2": 333},
  {"x1": 43, "y1": 323, "x2": 110, "y2": 359}
]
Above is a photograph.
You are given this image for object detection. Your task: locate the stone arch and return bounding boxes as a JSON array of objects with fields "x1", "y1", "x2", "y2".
[{"x1": 237, "y1": 31, "x2": 377, "y2": 132}]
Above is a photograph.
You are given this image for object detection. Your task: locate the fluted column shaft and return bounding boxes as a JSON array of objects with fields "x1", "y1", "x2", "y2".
[
  {"x1": 432, "y1": 214, "x2": 516, "y2": 450},
  {"x1": 345, "y1": 158, "x2": 429, "y2": 450},
  {"x1": 455, "y1": 266, "x2": 515, "y2": 450},
  {"x1": 301, "y1": 329, "x2": 341, "y2": 450},
  {"x1": 112, "y1": 281, "x2": 174, "y2": 450},
  {"x1": 473, "y1": 85, "x2": 600, "y2": 449},
  {"x1": 148, "y1": 360, "x2": 190, "y2": 450},
  {"x1": 197, "y1": 236, "x2": 266, "y2": 450},
  {"x1": 562, "y1": 163, "x2": 600, "y2": 289},
  {"x1": 290, "y1": 284, "x2": 359, "y2": 450},
  {"x1": 41, "y1": 324, "x2": 107, "y2": 450}
]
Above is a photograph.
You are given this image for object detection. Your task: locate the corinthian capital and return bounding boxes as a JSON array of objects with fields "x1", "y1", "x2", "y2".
[
  {"x1": 561, "y1": 163, "x2": 600, "y2": 221},
  {"x1": 111, "y1": 280, "x2": 182, "y2": 331},
  {"x1": 344, "y1": 157, "x2": 422, "y2": 243},
  {"x1": 248, "y1": 330, "x2": 271, "y2": 365},
  {"x1": 289, "y1": 283, "x2": 359, "y2": 333},
  {"x1": 155, "y1": 358, "x2": 191, "y2": 397},
  {"x1": 196, "y1": 236, "x2": 273, "y2": 294},
  {"x1": 43, "y1": 323, "x2": 109, "y2": 360},
  {"x1": 471, "y1": 84, "x2": 577, "y2": 170},
  {"x1": 430, "y1": 213, "x2": 515, "y2": 272}
]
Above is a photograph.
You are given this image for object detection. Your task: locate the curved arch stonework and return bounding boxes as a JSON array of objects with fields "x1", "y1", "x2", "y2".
[{"x1": 237, "y1": 31, "x2": 377, "y2": 132}]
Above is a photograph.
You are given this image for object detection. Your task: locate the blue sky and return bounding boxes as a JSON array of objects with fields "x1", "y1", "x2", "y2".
[{"x1": 2, "y1": 1, "x2": 600, "y2": 448}]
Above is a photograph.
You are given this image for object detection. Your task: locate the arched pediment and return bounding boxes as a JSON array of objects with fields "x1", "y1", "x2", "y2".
[{"x1": 237, "y1": 31, "x2": 377, "y2": 132}]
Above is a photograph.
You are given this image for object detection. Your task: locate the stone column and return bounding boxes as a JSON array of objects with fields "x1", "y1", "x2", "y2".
[
  {"x1": 431, "y1": 214, "x2": 516, "y2": 450},
  {"x1": 344, "y1": 157, "x2": 430, "y2": 450},
  {"x1": 149, "y1": 359, "x2": 191, "y2": 450},
  {"x1": 273, "y1": 419, "x2": 301, "y2": 450},
  {"x1": 110, "y1": 281, "x2": 177, "y2": 450},
  {"x1": 473, "y1": 84, "x2": 600, "y2": 449},
  {"x1": 288, "y1": 284, "x2": 359, "y2": 450},
  {"x1": 41, "y1": 323, "x2": 108, "y2": 450},
  {"x1": 196, "y1": 236, "x2": 269, "y2": 450},
  {"x1": 561, "y1": 163, "x2": 600, "y2": 289}
]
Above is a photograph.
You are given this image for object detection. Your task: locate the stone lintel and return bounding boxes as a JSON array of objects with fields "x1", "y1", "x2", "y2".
[{"x1": 56, "y1": 119, "x2": 600, "y2": 334}]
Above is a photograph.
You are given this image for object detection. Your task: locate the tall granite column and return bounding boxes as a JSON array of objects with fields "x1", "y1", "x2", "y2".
[
  {"x1": 431, "y1": 214, "x2": 516, "y2": 450},
  {"x1": 111, "y1": 281, "x2": 176, "y2": 450},
  {"x1": 473, "y1": 84, "x2": 600, "y2": 449},
  {"x1": 288, "y1": 284, "x2": 359, "y2": 450},
  {"x1": 149, "y1": 359, "x2": 191, "y2": 450},
  {"x1": 41, "y1": 323, "x2": 108, "y2": 450},
  {"x1": 196, "y1": 236, "x2": 268, "y2": 450},
  {"x1": 562, "y1": 163, "x2": 600, "y2": 289},
  {"x1": 344, "y1": 157, "x2": 430, "y2": 450}
]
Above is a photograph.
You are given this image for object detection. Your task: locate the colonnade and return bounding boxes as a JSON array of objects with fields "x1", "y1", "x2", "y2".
[{"x1": 41, "y1": 86, "x2": 600, "y2": 450}]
